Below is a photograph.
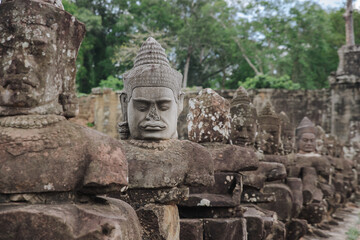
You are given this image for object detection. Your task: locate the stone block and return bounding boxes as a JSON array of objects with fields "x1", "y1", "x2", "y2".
[
  {"x1": 294, "y1": 154, "x2": 331, "y2": 178},
  {"x1": 244, "y1": 214, "x2": 265, "y2": 240},
  {"x1": 301, "y1": 167, "x2": 323, "y2": 204},
  {"x1": 285, "y1": 219, "x2": 308, "y2": 240},
  {"x1": 203, "y1": 218, "x2": 247, "y2": 240},
  {"x1": 263, "y1": 154, "x2": 289, "y2": 165},
  {"x1": 286, "y1": 177, "x2": 303, "y2": 217},
  {"x1": 136, "y1": 204, "x2": 180, "y2": 240},
  {"x1": 180, "y1": 219, "x2": 203, "y2": 240},
  {"x1": 180, "y1": 172, "x2": 242, "y2": 207},
  {"x1": 258, "y1": 183, "x2": 293, "y2": 221},
  {"x1": 123, "y1": 139, "x2": 214, "y2": 189},
  {"x1": 0, "y1": 197, "x2": 142, "y2": 240},
  {"x1": 242, "y1": 162, "x2": 287, "y2": 189},
  {"x1": 109, "y1": 187, "x2": 189, "y2": 208},
  {"x1": 299, "y1": 202, "x2": 327, "y2": 224},
  {"x1": 241, "y1": 187, "x2": 276, "y2": 203},
  {"x1": 0, "y1": 121, "x2": 128, "y2": 195},
  {"x1": 202, "y1": 143, "x2": 259, "y2": 172},
  {"x1": 178, "y1": 206, "x2": 244, "y2": 219},
  {"x1": 243, "y1": 204, "x2": 285, "y2": 240}
]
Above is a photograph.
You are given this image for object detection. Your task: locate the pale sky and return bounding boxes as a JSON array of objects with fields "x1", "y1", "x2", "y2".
[{"x1": 314, "y1": 0, "x2": 360, "y2": 9}]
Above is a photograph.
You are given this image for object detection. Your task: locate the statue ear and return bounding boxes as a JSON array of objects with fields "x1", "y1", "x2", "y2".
[
  {"x1": 118, "y1": 91, "x2": 130, "y2": 139},
  {"x1": 119, "y1": 91, "x2": 128, "y2": 122},
  {"x1": 59, "y1": 93, "x2": 78, "y2": 118},
  {"x1": 177, "y1": 92, "x2": 185, "y2": 117}
]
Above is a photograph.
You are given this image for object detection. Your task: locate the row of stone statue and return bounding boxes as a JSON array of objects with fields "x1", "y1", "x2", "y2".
[
  {"x1": 0, "y1": 0, "x2": 359, "y2": 239},
  {"x1": 180, "y1": 86, "x2": 359, "y2": 239}
]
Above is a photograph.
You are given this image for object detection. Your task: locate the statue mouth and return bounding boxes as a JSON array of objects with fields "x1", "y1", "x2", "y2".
[
  {"x1": 140, "y1": 122, "x2": 166, "y2": 131},
  {"x1": 3, "y1": 76, "x2": 38, "y2": 90}
]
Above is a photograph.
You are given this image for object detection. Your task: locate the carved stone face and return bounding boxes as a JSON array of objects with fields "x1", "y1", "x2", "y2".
[
  {"x1": 298, "y1": 132, "x2": 316, "y2": 154},
  {"x1": 0, "y1": 22, "x2": 60, "y2": 108},
  {"x1": 127, "y1": 87, "x2": 180, "y2": 140},
  {"x1": 261, "y1": 128, "x2": 280, "y2": 154},
  {"x1": 230, "y1": 105, "x2": 257, "y2": 147},
  {"x1": 282, "y1": 129, "x2": 295, "y2": 155}
]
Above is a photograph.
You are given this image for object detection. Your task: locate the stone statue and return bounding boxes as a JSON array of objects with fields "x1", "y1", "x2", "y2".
[
  {"x1": 0, "y1": 0, "x2": 80, "y2": 118},
  {"x1": 258, "y1": 102, "x2": 281, "y2": 155},
  {"x1": 115, "y1": 37, "x2": 214, "y2": 240},
  {"x1": 119, "y1": 37, "x2": 184, "y2": 140},
  {"x1": 296, "y1": 117, "x2": 317, "y2": 154},
  {"x1": 230, "y1": 86, "x2": 258, "y2": 147},
  {"x1": 0, "y1": 0, "x2": 141, "y2": 238},
  {"x1": 279, "y1": 111, "x2": 295, "y2": 155}
]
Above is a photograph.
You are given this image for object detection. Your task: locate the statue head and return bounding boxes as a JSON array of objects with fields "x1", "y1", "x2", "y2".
[
  {"x1": 258, "y1": 102, "x2": 281, "y2": 154},
  {"x1": 120, "y1": 37, "x2": 184, "y2": 140},
  {"x1": 0, "y1": 0, "x2": 85, "y2": 118},
  {"x1": 279, "y1": 111, "x2": 295, "y2": 155},
  {"x1": 296, "y1": 117, "x2": 317, "y2": 154},
  {"x1": 230, "y1": 87, "x2": 258, "y2": 147}
]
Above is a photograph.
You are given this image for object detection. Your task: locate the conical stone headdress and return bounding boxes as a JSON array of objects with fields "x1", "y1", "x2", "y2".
[
  {"x1": 231, "y1": 86, "x2": 251, "y2": 107},
  {"x1": 296, "y1": 117, "x2": 317, "y2": 137},
  {"x1": 258, "y1": 102, "x2": 279, "y2": 126},
  {"x1": 123, "y1": 37, "x2": 183, "y2": 102}
]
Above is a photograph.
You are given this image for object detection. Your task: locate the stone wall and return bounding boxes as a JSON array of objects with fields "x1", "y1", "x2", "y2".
[
  {"x1": 178, "y1": 88, "x2": 331, "y2": 139},
  {"x1": 73, "y1": 88, "x2": 123, "y2": 139},
  {"x1": 75, "y1": 86, "x2": 352, "y2": 143}
]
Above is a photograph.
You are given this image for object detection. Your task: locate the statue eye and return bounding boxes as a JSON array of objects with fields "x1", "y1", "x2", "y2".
[
  {"x1": 134, "y1": 101, "x2": 150, "y2": 112},
  {"x1": 157, "y1": 101, "x2": 171, "y2": 111},
  {"x1": 29, "y1": 45, "x2": 43, "y2": 56}
]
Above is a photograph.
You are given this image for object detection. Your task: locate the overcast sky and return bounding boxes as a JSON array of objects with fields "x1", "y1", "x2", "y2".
[{"x1": 314, "y1": 0, "x2": 360, "y2": 9}]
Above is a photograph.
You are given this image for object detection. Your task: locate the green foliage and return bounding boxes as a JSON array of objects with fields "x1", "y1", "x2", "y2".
[
  {"x1": 61, "y1": 0, "x2": 355, "y2": 92},
  {"x1": 238, "y1": 75, "x2": 301, "y2": 90},
  {"x1": 99, "y1": 75, "x2": 123, "y2": 90},
  {"x1": 346, "y1": 227, "x2": 360, "y2": 240},
  {"x1": 86, "y1": 122, "x2": 95, "y2": 128}
]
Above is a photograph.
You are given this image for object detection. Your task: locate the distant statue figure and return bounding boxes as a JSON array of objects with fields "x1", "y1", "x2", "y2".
[
  {"x1": 230, "y1": 86, "x2": 258, "y2": 147},
  {"x1": 119, "y1": 37, "x2": 184, "y2": 140},
  {"x1": 258, "y1": 102, "x2": 281, "y2": 155},
  {"x1": 296, "y1": 117, "x2": 317, "y2": 154},
  {"x1": 279, "y1": 111, "x2": 295, "y2": 155}
]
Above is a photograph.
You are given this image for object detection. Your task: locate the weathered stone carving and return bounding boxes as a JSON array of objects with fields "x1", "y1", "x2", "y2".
[
  {"x1": 258, "y1": 102, "x2": 281, "y2": 155},
  {"x1": 0, "y1": 0, "x2": 82, "y2": 118},
  {"x1": 296, "y1": 117, "x2": 317, "y2": 154},
  {"x1": 120, "y1": 37, "x2": 184, "y2": 140},
  {"x1": 114, "y1": 37, "x2": 214, "y2": 240},
  {"x1": 187, "y1": 88, "x2": 231, "y2": 143},
  {"x1": 279, "y1": 111, "x2": 295, "y2": 155},
  {"x1": 230, "y1": 86, "x2": 258, "y2": 147},
  {"x1": 0, "y1": 1, "x2": 141, "y2": 239}
]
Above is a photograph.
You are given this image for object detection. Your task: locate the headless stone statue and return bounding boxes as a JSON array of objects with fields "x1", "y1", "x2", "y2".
[
  {"x1": 0, "y1": 0, "x2": 141, "y2": 239},
  {"x1": 187, "y1": 88, "x2": 231, "y2": 143}
]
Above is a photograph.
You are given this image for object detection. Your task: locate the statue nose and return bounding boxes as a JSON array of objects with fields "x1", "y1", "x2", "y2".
[
  {"x1": 7, "y1": 57, "x2": 29, "y2": 74},
  {"x1": 146, "y1": 104, "x2": 160, "y2": 121}
]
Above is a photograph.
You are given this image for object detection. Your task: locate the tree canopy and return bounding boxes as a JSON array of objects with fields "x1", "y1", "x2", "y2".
[{"x1": 62, "y1": 0, "x2": 360, "y2": 93}]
